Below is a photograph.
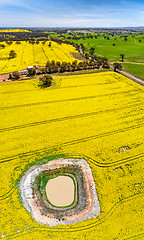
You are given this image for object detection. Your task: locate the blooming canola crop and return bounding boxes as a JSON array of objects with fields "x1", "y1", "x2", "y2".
[
  {"x1": 0, "y1": 41, "x2": 79, "y2": 74},
  {"x1": 0, "y1": 72, "x2": 144, "y2": 239}
]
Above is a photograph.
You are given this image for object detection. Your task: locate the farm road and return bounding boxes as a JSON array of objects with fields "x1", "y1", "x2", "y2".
[
  {"x1": 110, "y1": 66, "x2": 144, "y2": 86},
  {"x1": 124, "y1": 62, "x2": 144, "y2": 65},
  {"x1": 117, "y1": 69, "x2": 144, "y2": 86}
]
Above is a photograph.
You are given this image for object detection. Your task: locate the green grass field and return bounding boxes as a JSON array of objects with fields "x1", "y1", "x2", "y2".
[
  {"x1": 64, "y1": 34, "x2": 144, "y2": 79},
  {"x1": 0, "y1": 72, "x2": 144, "y2": 239},
  {"x1": 122, "y1": 62, "x2": 144, "y2": 79}
]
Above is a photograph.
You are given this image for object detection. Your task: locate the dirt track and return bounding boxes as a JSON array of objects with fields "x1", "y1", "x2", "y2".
[{"x1": 0, "y1": 73, "x2": 10, "y2": 83}]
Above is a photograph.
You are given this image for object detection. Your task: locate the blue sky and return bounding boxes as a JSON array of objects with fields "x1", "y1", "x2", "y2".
[{"x1": 0, "y1": 0, "x2": 144, "y2": 27}]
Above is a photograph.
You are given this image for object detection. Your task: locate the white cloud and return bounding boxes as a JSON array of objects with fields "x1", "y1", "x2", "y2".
[
  {"x1": 0, "y1": 10, "x2": 142, "y2": 28},
  {"x1": 0, "y1": 0, "x2": 143, "y2": 28}
]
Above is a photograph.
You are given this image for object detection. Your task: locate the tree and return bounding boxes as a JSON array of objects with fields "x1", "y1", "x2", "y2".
[
  {"x1": 39, "y1": 75, "x2": 53, "y2": 87},
  {"x1": 0, "y1": 44, "x2": 5, "y2": 49},
  {"x1": 71, "y1": 64, "x2": 76, "y2": 71},
  {"x1": 60, "y1": 65, "x2": 66, "y2": 72},
  {"x1": 80, "y1": 43, "x2": 85, "y2": 52},
  {"x1": 89, "y1": 47, "x2": 95, "y2": 55},
  {"x1": 42, "y1": 41, "x2": 46, "y2": 45},
  {"x1": 48, "y1": 42, "x2": 52, "y2": 47},
  {"x1": 51, "y1": 60, "x2": 55, "y2": 66},
  {"x1": 102, "y1": 61, "x2": 110, "y2": 69},
  {"x1": 53, "y1": 66, "x2": 58, "y2": 73},
  {"x1": 46, "y1": 66, "x2": 52, "y2": 74},
  {"x1": 28, "y1": 67, "x2": 36, "y2": 76},
  {"x1": 113, "y1": 63, "x2": 122, "y2": 72},
  {"x1": 12, "y1": 71, "x2": 20, "y2": 80},
  {"x1": 85, "y1": 53, "x2": 90, "y2": 59},
  {"x1": 120, "y1": 54, "x2": 125, "y2": 62},
  {"x1": 72, "y1": 60, "x2": 77, "y2": 66},
  {"x1": 9, "y1": 50, "x2": 17, "y2": 58},
  {"x1": 56, "y1": 61, "x2": 61, "y2": 67},
  {"x1": 46, "y1": 61, "x2": 50, "y2": 68},
  {"x1": 7, "y1": 41, "x2": 13, "y2": 45},
  {"x1": 8, "y1": 73, "x2": 12, "y2": 79},
  {"x1": 40, "y1": 67, "x2": 46, "y2": 74}
]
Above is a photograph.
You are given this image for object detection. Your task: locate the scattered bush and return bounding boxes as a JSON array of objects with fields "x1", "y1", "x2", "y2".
[
  {"x1": 0, "y1": 44, "x2": 5, "y2": 49},
  {"x1": 9, "y1": 50, "x2": 17, "y2": 58},
  {"x1": 39, "y1": 75, "x2": 53, "y2": 87}
]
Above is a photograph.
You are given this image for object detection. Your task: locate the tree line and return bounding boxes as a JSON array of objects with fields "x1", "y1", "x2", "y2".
[{"x1": 37, "y1": 58, "x2": 109, "y2": 75}]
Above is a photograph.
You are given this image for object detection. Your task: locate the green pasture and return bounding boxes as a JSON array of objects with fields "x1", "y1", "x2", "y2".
[
  {"x1": 62, "y1": 33, "x2": 144, "y2": 79},
  {"x1": 66, "y1": 35, "x2": 144, "y2": 61},
  {"x1": 122, "y1": 62, "x2": 144, "y2": 79}
]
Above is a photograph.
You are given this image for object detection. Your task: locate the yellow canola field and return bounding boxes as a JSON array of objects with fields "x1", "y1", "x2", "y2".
[
  {"x1": 0, "y1": 29, "x2": 31, "y2": 32},
  {"x1": 0, "y1": 72, "x2": 144, "y2": 239},
  {"x1": 0, "y1": 41, "x2": 79, "y2": 74}
]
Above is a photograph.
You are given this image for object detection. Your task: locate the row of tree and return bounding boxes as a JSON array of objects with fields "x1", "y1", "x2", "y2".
[
  {"x1": 0, "y1": 31, "x2": 48, "y2": 42},
  {"x1": 38, "y1": 59, "x2": 109, "y2": 74},
  {"x1": 9, "y1": 58, "x2": 110, "y2": 80}
]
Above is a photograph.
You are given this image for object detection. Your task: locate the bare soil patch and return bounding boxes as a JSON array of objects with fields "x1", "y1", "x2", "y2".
[{"x1": 71, "y1": 52, "x2": 85, "y2": 60}]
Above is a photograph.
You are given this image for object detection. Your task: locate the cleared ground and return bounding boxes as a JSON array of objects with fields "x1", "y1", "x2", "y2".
[
  {"x1": 0, "y1": 72, "x2": 144, "y2": 239},
  {"x1": 0, "y1": 41, "x2": 78, "y2": 74}
]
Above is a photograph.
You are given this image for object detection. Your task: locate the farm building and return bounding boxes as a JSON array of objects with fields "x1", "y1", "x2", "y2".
[
  {"x1": 27, "y1": 66, "x2": 33, "y2": 70},
  {"x1": 27, "y1": 65, "x2": 38, "y2": 70},
  {"x1": 19, "y1": 70, "x2": 28, "y2": 75}
]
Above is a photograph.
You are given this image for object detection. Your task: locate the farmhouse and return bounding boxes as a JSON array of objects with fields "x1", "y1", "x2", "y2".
[
  {"x1": 27, "y1": 66, "x2": 33, "y2": 70},
  {"x1": 27, "y1": 64, "x2": 38, "y2": 70},
  {"x1": 18, "y1": 64, "x2": 38, "y2": 76},
  {"x1": 19, "y1": 69, "x2": 28, "y2": 75}
]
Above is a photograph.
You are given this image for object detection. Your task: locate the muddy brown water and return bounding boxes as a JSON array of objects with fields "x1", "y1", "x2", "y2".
[{"x1": 46, "y1": 176, "x2": 74, "y2": 207}]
